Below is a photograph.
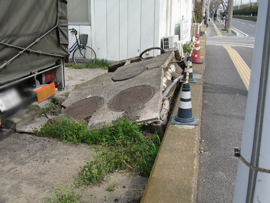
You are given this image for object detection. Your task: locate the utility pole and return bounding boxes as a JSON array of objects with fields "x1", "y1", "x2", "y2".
[
  {"x1": 227, "y1": 0, "x2": 234, "y2": 33},
  {"x1": 233, "y1": 0, "x2": 270, "y2": 202}
]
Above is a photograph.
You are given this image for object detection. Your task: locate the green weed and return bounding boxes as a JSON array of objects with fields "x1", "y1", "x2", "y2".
[
  {"x1": 35, "y1": 118, "x2": 160, "y2": 186},
  {"x1": 65, "y1": 59, "x2": 111, "y2": 70},
  {"x1": 43, "y1": 183, "x2": 81, "y2": 203},
  {"x1": 41, "y1": 97, "x2": 62, "y2": 116},
  {"x1": 106, "y1": 180, "x2": 117, "y2": 191},
  {"x1": 26, "y1": 104, "x2": 39, "y2": 109},
  {"x1": 183, "y1": 43, "x2": 192, "y2": 54},
  {"x1": 41, "y1": 102, "x2": 55, "y2": 114},
  {"x1": 65, "y1": 63, "x2": 77, "y2": 68},
  {"x1": 64, "y1": 92, "x2": 71, "y2": 97},
  {"x1": 84, "y1": 59, "x2": 111, "y2": 69}
]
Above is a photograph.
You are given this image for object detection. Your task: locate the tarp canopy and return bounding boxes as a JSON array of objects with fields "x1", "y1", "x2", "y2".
[{"x1": 0, "y1": 0, "x2": 69, "y2": 85}]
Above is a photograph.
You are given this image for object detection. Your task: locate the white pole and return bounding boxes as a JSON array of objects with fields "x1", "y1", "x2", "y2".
[
  {"x1": 233, "y1": 1, "x2": 270, "y2": 202},
  {"x1": 227, "y1": 0, "x2": 234, "y2": 33}
]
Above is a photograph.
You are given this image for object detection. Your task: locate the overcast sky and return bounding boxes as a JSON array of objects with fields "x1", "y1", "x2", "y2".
[{"x1": 234, "y1": 0, "x2": 258, "y2": 6}]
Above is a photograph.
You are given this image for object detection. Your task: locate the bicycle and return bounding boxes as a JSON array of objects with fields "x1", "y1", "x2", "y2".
[{"x1": 69, "y1": 28, "x2": 96, "y2": 64}]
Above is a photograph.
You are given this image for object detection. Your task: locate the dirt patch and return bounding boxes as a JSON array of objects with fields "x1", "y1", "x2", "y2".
[
  {"x1": 0, "y1": 129, "x2": 148, "y2": 203},
  {"x1": 79, "y1": 172, "x2": 147, "y2": 203}
]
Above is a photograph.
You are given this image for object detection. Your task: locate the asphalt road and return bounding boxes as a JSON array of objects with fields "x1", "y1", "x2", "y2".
[
  {"x1": 197, "y1": 19, "x2": 254, "y2": 202},
  {"x1": 206, "y1": 17, "x2": 256, "y2": 49},
  {"x1": 232, "y1": 18, "x2": 257, "y2": 38}
]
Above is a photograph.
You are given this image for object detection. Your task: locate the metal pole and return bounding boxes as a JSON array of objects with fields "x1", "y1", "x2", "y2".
[{"x1": 233, "y1": 1, "x2": 270, "y2": 202}]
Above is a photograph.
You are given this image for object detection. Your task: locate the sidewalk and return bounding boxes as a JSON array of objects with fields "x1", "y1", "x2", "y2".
[
  {"x1": 207, "y1": 18, "x2": 241, "y2": 38},
  {"x1": 141, "y1": 36, "x2": 206, "y2": 203}
]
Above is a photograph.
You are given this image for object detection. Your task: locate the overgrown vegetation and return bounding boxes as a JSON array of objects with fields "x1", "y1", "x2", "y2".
[
  {"x1": 183, "y1": 43, "x2": 192, "y2": 54},
  {"x1": 35, "y1": 118, "x2": 160, "y2": 187},
  {"x1": 43, "y1": 183, "x2": 81, "y2": 203},
  {"x1": 66, "y1": 59, "x2": 111, "y2": 70}
]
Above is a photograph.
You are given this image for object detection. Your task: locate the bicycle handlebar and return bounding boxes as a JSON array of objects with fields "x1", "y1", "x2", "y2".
[{"x1": 69, "y1": 28, "x2": 77, "y2": 35}]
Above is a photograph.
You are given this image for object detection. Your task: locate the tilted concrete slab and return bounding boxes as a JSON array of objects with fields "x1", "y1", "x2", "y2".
[{"x1": 61, "y1": 51, "x2": 175, "y2": 127}]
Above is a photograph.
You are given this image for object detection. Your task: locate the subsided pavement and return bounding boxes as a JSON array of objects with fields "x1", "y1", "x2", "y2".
[{"x1": 141, "y1": 36, "x2": 206, "y2": 203}]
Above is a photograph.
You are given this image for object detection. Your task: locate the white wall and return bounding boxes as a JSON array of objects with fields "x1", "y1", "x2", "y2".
[
  {"x1": 68, "y1": 0, "x2": 194, "y2": 61},
  {"x1": 158, "y1": 0, "x2": 193, "y2": 44},
  {"x1": 91, "y1": 0, "x2": 162, "y2": 61}
]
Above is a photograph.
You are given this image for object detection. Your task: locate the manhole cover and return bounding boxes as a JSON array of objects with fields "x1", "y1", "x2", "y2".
[
  {"x1": 64, "y1": 96, "x2": 104, "y2": 120},
  {"x1": 112, "y1": 64, "x2": 147, "y2": 81},
  {"x1": 107, "y1": 85, "x2": 155, "y2": 112}
]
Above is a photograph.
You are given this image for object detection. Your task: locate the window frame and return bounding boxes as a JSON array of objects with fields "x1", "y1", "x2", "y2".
[{"x1": 67, "y1": 0, "x2": 91, "y2": 25}]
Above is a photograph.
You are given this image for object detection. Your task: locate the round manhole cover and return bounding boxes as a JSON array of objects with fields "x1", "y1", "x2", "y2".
[
  {"x1": 112, "y1": 65, "x2": 147, "y2": 81},
  {"x1": 107, "y1": 85, "x2": 155, "y2": 112},
  {"x1": 64, "y1": 96, "x2": 104, "y2": 120}
]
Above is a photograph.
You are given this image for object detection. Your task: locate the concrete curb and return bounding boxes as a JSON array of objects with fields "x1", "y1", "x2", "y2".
[
  {"x1": 231, "y1": 29, "x2": 238, "y2": 36},
  {"x1": 141, "y1": 37, "x2": 206, "y2": 203}
]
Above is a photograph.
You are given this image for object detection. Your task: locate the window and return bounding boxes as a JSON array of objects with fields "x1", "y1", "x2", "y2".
[{"x1": 67, "y1": 0, "x2": 90, "y2": 25}]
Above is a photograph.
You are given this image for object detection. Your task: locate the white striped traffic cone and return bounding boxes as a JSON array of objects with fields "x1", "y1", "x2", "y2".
[{"x1": 171, "y1": 81, "x2": 198, "y2": 125}]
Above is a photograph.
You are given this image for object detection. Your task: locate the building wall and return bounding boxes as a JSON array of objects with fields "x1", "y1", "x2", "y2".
[
  {"x1": 68, "y1": 0, "x2": 193, "y2": 61},
  {"x1": 89, "y1": 0, "x2": 162, "y2": 61}
]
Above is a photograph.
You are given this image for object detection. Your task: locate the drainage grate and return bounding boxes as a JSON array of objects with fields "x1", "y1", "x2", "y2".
[
  {"x1": 107, "y1": 85, "x2": 155, "y2": 112},
  {"x1": 112, "y1": 64, "x2": 147, "y2": 81},
  {"x1": 64, "y1": 96, "x2": 104, "y2": 120}
]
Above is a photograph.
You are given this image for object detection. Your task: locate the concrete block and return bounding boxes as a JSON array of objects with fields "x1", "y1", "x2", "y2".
[
  {"x1": 16, "y1": 115, "x2": 48, "y2": 133},
  {"x1": 5, "y1": 106, "x2": 42, "y2": 130}
]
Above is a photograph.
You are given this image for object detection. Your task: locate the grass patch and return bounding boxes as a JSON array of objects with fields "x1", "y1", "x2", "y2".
[
  {"x1": 221, "y1": 28, "x2": 227, "y2": 31},
  {"x1": 66, "y1": 59, "x2": 111, "y2": 70},
  {"x1": 35, "y1": 118, "x2": 160, "y2": 186},
  {"x1": 43, "y1": 183, "x2": 81, "y2": 203}
]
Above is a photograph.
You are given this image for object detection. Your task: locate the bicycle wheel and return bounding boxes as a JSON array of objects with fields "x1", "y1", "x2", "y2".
[{"x1": 72, "y1": 46, "x2": 96, "y2": 64}]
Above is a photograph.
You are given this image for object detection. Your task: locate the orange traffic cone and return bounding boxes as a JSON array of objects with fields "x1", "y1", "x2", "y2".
[{"x1": 192, "y1": 35, "x2": 203, "y2": 64}]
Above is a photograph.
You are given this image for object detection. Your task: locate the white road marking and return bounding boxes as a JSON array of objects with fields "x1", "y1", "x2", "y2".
[
  {"x1": 242, "y1": 22, "x2": 246, "y2": 24},
  {"x1": 232, "y1": 26, "x2": 249, "y2": 37},
  {"x1": 249, "y1": 24, "x2": 255, "y2": 27},
  {"x1": 206, "y1": 41, "x2": 254, "y2": 48}
]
